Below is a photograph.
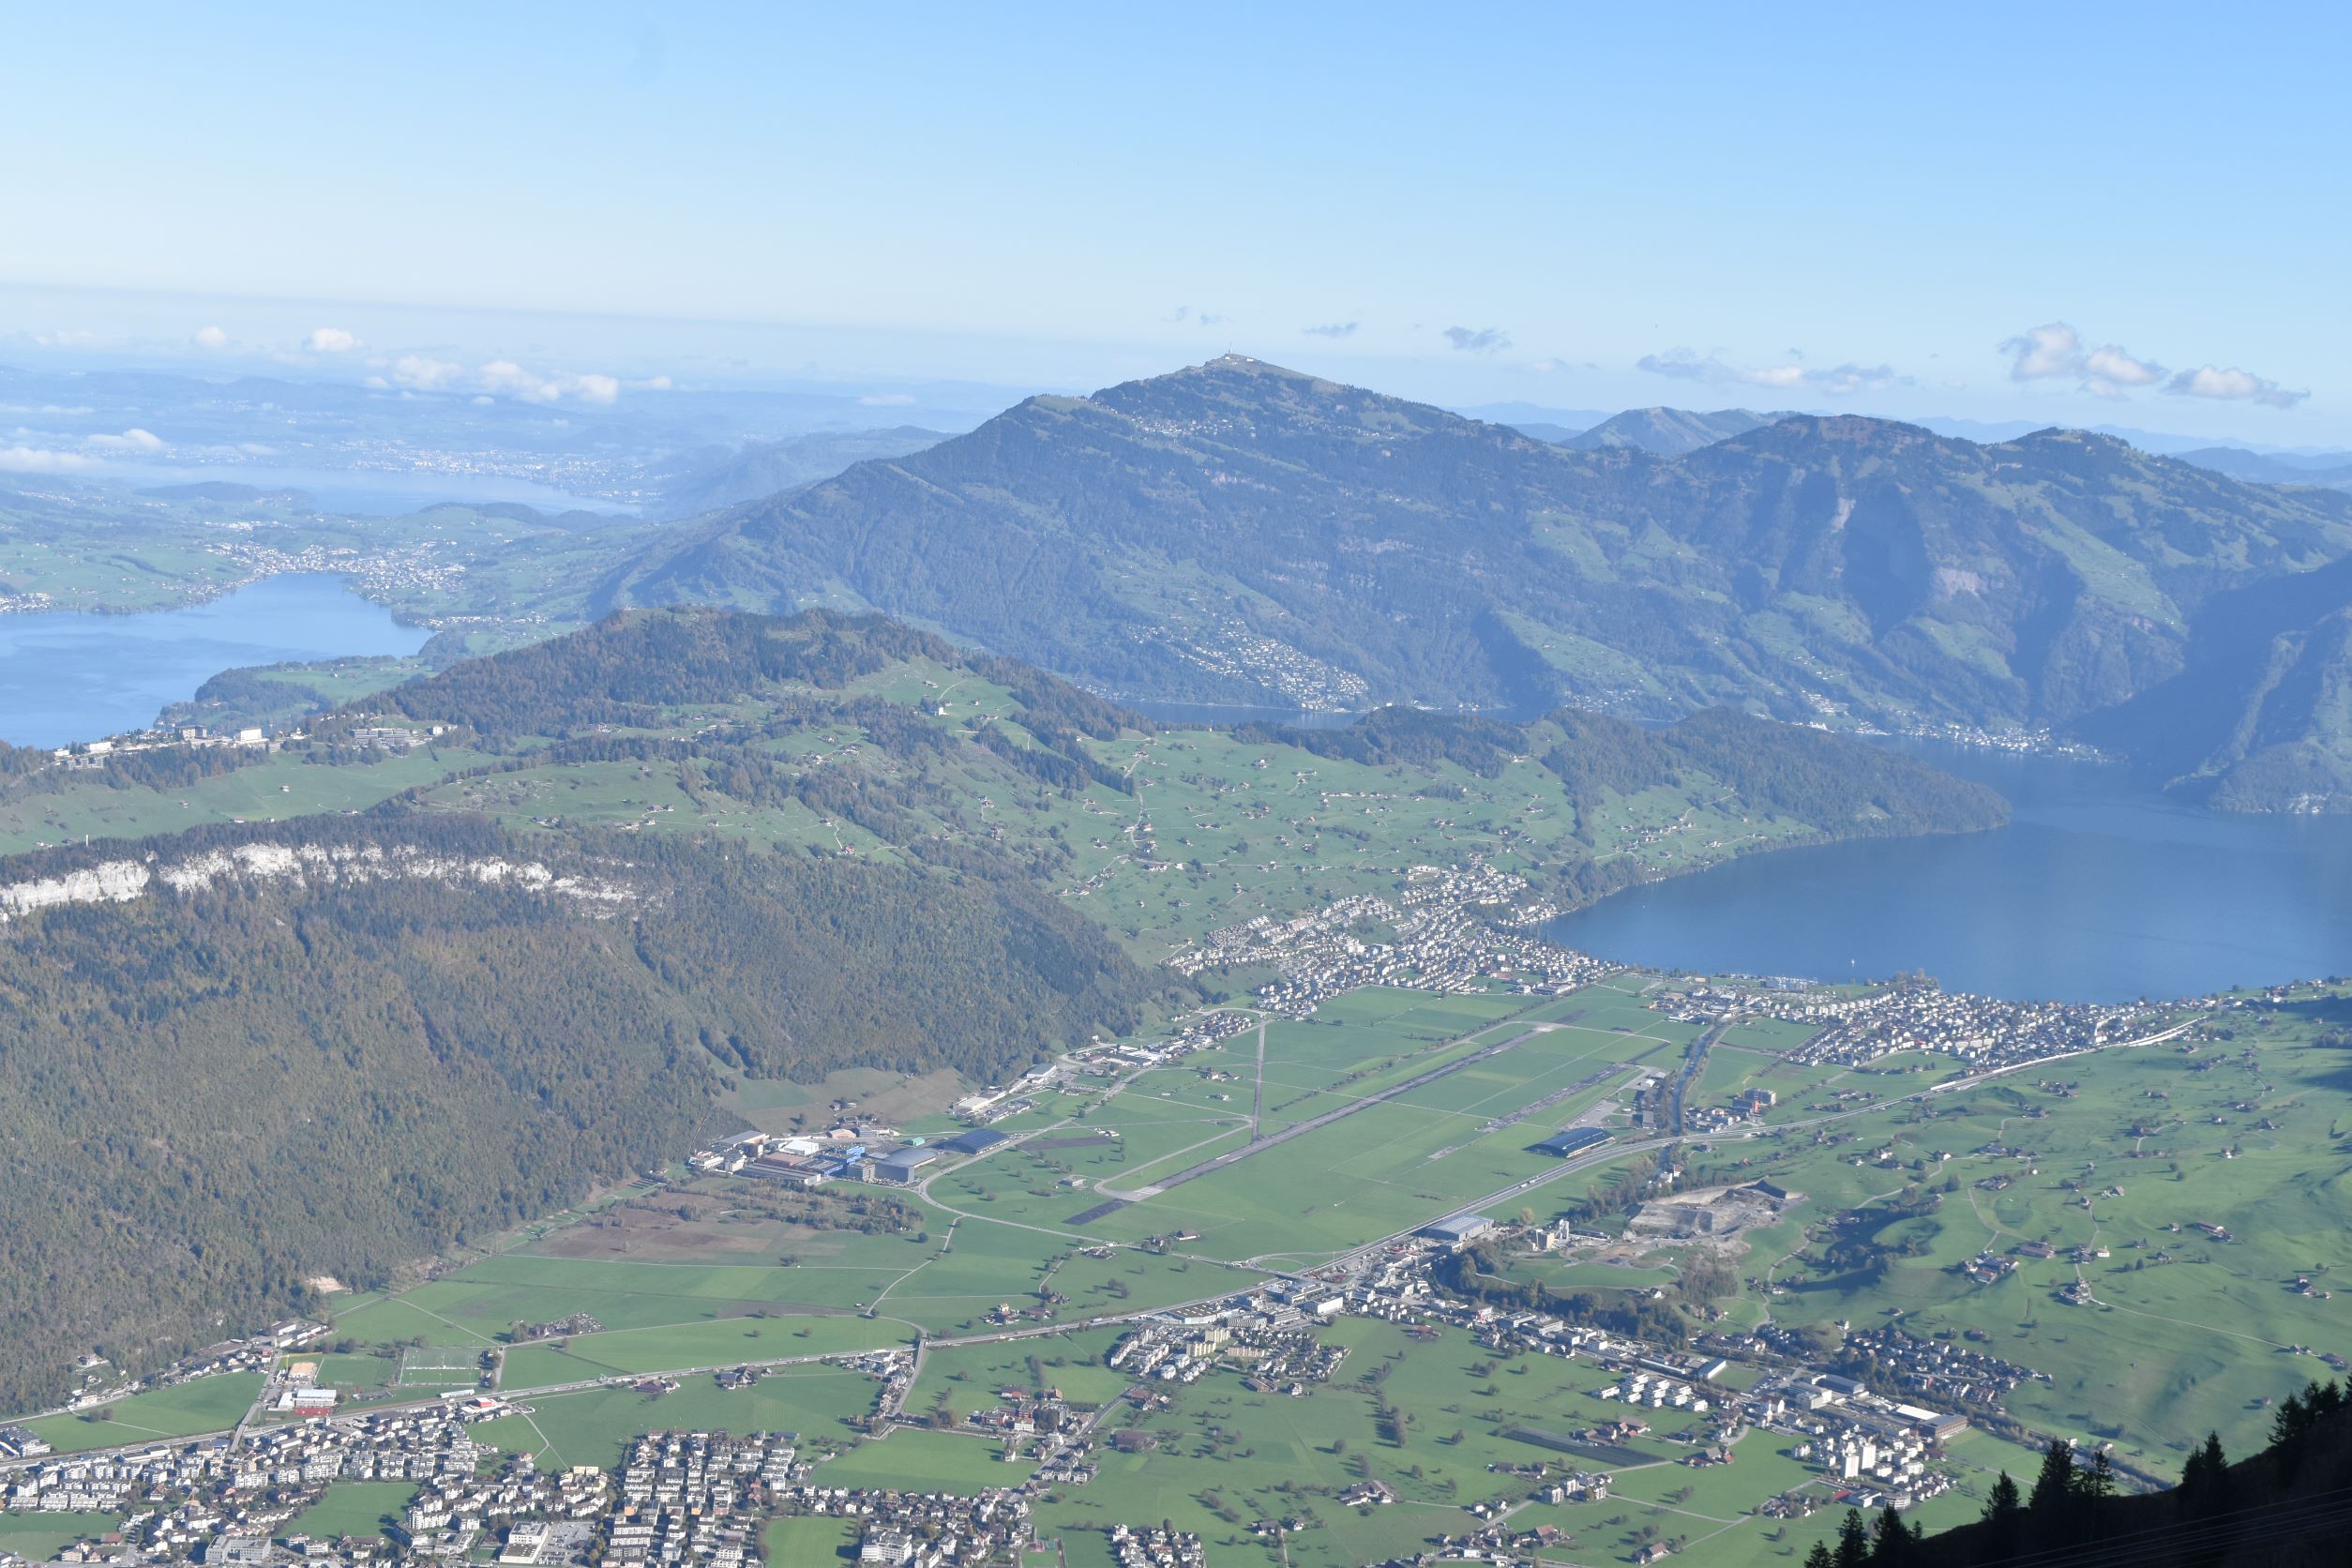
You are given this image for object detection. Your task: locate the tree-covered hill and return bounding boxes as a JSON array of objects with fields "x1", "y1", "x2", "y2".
[
  {"x1": 0, "y1": 812, "x2": 1168, "y2": 1412},
  {"x1": 598, "y1": 355, "x2": 2352, "y2": 809}
]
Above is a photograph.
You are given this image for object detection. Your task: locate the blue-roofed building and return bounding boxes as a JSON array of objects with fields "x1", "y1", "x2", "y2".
[{"x1": 942, "y1": 1128, "x2": 1010, "y2": 1155}]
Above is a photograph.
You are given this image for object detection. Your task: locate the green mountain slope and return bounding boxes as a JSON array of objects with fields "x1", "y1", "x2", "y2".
[{"x1": 600, "y1": 356, "x2": 2352, "y2": 810}]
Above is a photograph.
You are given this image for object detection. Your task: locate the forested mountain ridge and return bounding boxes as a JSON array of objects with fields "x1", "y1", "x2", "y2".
[
  {"x1": 0, "y1": 810, "x2": 1170, "y2": 1411},
  {"x1": 0, "y1": 607, "x2": 2011, "y2": 1405},
  {"x1": 598, "y1": 356, "x2": 2352, "y2": 809}
]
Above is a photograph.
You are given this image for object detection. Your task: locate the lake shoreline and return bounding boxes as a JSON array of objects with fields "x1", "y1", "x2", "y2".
[
  {"x1": 0, "y1": 575, "x2": 432, "y2": 751},
  {"x1": 1545, "y1": 741, "x2": 2352, "y2": 1004}
]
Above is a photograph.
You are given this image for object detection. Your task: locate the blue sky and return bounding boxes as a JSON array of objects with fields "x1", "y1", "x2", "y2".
[{"x1": 4, "y1": 2, "x2": 2347, "y2": 443}]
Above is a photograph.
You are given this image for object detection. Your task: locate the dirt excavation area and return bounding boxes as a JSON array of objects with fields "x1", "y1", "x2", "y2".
[
  {"x1": 1621, "y1": 1181, "x2": 1800, "y2": 1253},
  {"x1": 535, "y1": 1192, "x2": 807, "y2": 1261}
]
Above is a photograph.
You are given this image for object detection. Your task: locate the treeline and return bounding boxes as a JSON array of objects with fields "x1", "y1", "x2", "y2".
[
  {"x1": 0, "y1": 736, "x2": 260, "y2": 806},
  {"x1": 1231, "y1": 702, "x2": 2008, "y2": 843},
  {"x1": 1440, "y1": 1244, "x2": 1688, "y2": 1347},
  {"x1": 1630, "y1": 707, "x2": 2009, "y2": 835},
  {"x1": 1233, "y1": 708, "x2": 1524, "y2": 777},
  {"x1": 1897, "y1": 1380, "x2": 2352, "y2": 1568},
  {"x1": 376, "y1": 607, "x2": 1142, "y2": 743},
  {"x1": 971, "y1": 720, "x2": 1137, "y2": 796},
  {"x1": 0, "y1": 813, "x2": 1179, "y2": 1411}
]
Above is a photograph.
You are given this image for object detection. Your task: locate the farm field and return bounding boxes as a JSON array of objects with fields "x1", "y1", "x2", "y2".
[
  {"x1": 286, "y1": 1482, "x2": 417, "y2": 1543},
  {"x1": 0, "y1": 1513, "x2": 124, "y2": 1559},
  {"x1": 0, "y1": 746, "x2": 488, "y2": 858},
  {"x1": 22, "y1": 1375, "x2": 264, "y2": 1455},
  {"x1": 498, "y1": 1315, "x2": 904, "y2": 1390},
  {"x1": 815, "y1": 1428, "x2": 1034, "y2": 1493},
  {"x1": 1666, "y1": 1014, "x2": 2352, "y2": 1471},
  {"x1": 904, "y1": 1327, "x2": 1133, "y2": 1418},
  {"x1": 475, "y1": 1369, "x2": 880, "y2": 1470},
  {"x1": 1028, "y1": 1309, "x2": 2049, "y2": 1568},
  {"x1": 761, "y1": 1517, "x2": 859, "y2": 1565}
]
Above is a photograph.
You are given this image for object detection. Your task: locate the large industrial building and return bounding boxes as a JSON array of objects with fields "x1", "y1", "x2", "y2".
[
  {"x1": 867, "y1": 1148, "x2": 939, "y2": 1186},
  {"x1": 1532, "y1": 1126, "x2": 1611, "y2": 1158},
  {"x1": 1419, "y1": 1214, "x2": 1494, "y2": 1246}
]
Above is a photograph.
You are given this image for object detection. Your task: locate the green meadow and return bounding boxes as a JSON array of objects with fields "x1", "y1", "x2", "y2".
[{"x1": 23, "y1": 1375, "x2": 263, "y2": 1454}]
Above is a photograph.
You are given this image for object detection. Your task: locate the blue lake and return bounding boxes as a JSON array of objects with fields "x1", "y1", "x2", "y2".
[
  {"x1": 1545, "y1": 744, "x2": 2352, "y2": 1003},
  {"x1": 0, "y1": 574, "x2": 429, "y2": 748}
]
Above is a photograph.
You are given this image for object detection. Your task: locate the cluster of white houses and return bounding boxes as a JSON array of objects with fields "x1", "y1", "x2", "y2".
[
  {"x1": 686, "y1": 1129, "x2": 960, "y2": 1191},
  {"x1": 1170, "y1": 862, "x2": 1616, "y2": 1014}
]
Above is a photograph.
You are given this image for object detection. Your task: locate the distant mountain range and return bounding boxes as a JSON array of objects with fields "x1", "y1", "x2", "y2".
[
  {"x1": 603, "y1": 356, "x2": 2352, "y2": 810},
  {"x1": 2169, "y1": 445, "x2": 2352, "y2": 490},
  {"x1": 1515, "y1": 402, "x2": 2352, "y2": 480},
  {"x1": 1554, "y1": 406, "x2": 1794, "y2": 455},
  {"x1": 649, "y1": 426, "x2": 949, "y2": 518}
]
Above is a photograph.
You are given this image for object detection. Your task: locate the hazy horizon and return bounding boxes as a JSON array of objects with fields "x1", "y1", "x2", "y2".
[{"x1": 4, "y1": 4, "x2": 2347, "y2": 446}]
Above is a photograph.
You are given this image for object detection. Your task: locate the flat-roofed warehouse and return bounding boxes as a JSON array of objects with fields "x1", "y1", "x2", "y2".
[
  {"x1": 868, "y1": 1148, "x2": 938, "y2": 1185},
  {"x1": 1532, "y1": 1127, "x2": 1611, "y2": 1158},
  {"x1": 1419, "y1": 1214, "x2": 1494, "y2": 1245}
]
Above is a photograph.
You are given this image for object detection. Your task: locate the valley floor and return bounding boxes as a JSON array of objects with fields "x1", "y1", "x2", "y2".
[{"x1": 8, "y1": 968, "x2": 2343, "y2": 1568}]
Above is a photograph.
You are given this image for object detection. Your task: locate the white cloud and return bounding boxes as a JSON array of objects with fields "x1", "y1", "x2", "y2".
[
  {"x1": 475, "y1": 359, "x2": 621, "y2": 404},
  {"x1": 2084, "y1": 345, "x2": 2164, "y2": 387},
  {"x1": 305, "y1": 326, "x2": 359, "y2": 353},
  {"x1": 83, "y1": 428, "x2": 165, "y2": 452},
  {"x1": 2000, "y1": 321, "x2": 2166, "y2": 397},
  {"x1": 387, "y1": 354, "x2": 464, "y2": 391},
  {"x1": 0, "y1": 445, "x2": 98, "y2": 473},
  {"x1": 2004, "y1": 322, "x2": 2301, "y2": 408},
  {"x1": 1639, "y1": 349, "x2": 1904, "y2": 396},
  {"x1": 1741, "y1": 362, "x2": 1902, "y2": 396},
  {"x1": 858, "y1": 392, "x2": 916, "y2": 407},
  {"x1": 1444, "y1": 325, "x2": 1511, "y2": 354},
  {"x1": 1302, "y1": 322, "x2": 1359, "y2": 339},
  {"x1": 634, "y1": 374, "x2": 674, "y2": 391},
  {"x1": 2002, "y1": 323, "x2": 2086, "y2": 381},
  {"x1": 1637, "y1": 349, "x2": 1719, "y2": 381},
  {"x1": 2166, "y1": 364, "x2": 2307, "y2": 408},
  {"x1": 191, "y1": 324, "x2": 230, "y2": 350},
  {"x1": 477, "y1": 360, "x2": 549, "y2": 399}
]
